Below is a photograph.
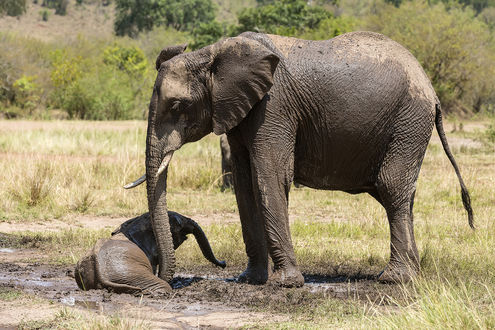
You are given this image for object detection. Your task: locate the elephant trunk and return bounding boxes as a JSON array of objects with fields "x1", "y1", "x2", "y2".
[
  {"x1": 146, "y1": 90, "x2": 176, "y2": 282},
  {"x1": 186, "y1": 218, "x2": 226, "y2": 268}
]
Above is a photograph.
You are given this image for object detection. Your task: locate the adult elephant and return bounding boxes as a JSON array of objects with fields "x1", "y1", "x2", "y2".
[{"x1": 126, "y1": 31, "x2": 473, "y2": 287}]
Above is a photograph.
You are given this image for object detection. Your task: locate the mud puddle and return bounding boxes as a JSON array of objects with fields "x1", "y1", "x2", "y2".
[
  {"x1": 0, "y1": 248, "x2": 387, "y2": 328},
  {"x1": 0, "y1": 261, "x2": 262, "y2": 328}
]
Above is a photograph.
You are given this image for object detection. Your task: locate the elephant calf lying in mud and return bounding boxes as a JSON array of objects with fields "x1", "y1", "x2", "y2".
[{"x1": 74, "y1": 212, "x2": 226, "y2": 294}]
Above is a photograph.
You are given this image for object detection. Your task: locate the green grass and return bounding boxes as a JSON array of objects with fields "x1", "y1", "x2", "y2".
[
  {"x1": 17, "y1": 307, "x2": 150, "y2": 330},
  {"x1": 1, "y1": 118, "x2": 494, "y2": 327},
  {"x1": 0, "y1": 287, "x2": 23, "y2": 302}
]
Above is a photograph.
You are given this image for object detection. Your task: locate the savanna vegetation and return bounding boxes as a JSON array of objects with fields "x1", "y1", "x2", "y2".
[
  {"x1": 1, "y1": 0, "x2": 494, "y2": 328},
  {"x1": 1, "y1": 0, "x2": 494, "y2": 119},
  {"x1": 0, "y1": 119, "x2": 494, "y2": 327}
]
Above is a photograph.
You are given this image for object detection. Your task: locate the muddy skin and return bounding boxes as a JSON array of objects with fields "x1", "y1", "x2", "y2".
[
  {"x1": 137, "y1": 31, "x2": 473, "y2": 288},
  {"x1": 74, "y1": 212, "x2": 226, "y2": 295}
]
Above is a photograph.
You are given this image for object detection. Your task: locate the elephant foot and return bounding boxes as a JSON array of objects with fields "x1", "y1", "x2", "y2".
[
  {"x1": 237, "y1": 265, "x2": 269, "y2": 284},
  {"x1": 378, "y1": 263, "x2": 418, "y2": 283},
  {"x1": 268, "y1": 267, "x2": 304, "y2": 288}
]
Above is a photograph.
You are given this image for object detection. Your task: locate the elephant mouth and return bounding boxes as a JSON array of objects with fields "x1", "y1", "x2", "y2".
[{"x1": 123, "y1": 151, "x2": 174, "y2": 189}]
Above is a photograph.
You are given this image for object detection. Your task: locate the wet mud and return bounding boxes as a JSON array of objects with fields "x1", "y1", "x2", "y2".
[{"x1": 0, "y1": 248, "x2": 392, "y2": 328}]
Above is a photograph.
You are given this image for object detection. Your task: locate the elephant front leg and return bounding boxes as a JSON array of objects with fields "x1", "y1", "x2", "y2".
[
  {"x1": 251, "y1": 159, "x2": 304, "y2": 288},
  {"x1": 230, "y1": 140, "x2": 270, "y2": 284}
]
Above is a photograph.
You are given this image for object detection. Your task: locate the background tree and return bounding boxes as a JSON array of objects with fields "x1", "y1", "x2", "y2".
[
  {"x1": 42, "y1": 0, "x2": 69, "y2": 15},
  {"x1": 234, "y1": 0, "x2": 332, "y2": 36},
  {"x1": 191, "y1": 21, "x2": 224, "y2": 50},
  {"x1": 0, "y1": 0, "x2": 27, "y2": 17},
  {"x1": 114, "y1": 0, "x2": 217, "y2": 37},
  {"x1": 366, "y1": 0, "x2": 495, "y2": 113}
]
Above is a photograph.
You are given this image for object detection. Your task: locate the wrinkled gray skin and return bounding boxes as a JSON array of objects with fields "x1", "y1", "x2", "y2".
[
  {"x1": 220, "y1": 134, "x2": 234, "y2": 190},
  {"x1": 74, "y1": 211, "x2": 226, "y2": 294},
  {"x1": 142, "y1": 31, "x2": 473, "y2": 287}
]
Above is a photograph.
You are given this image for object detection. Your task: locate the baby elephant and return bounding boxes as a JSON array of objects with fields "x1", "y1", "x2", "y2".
[{"x1": 74, "y1": 211, "x2": 226, "y2": 294}]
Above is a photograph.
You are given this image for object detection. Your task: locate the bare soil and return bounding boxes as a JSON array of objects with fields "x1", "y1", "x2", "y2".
[{"x1": 0, "y1": 216, "x2": 393, "y2": 328}]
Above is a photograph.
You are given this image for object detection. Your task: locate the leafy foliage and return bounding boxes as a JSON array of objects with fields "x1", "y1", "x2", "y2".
[
  {"x1": 114, "y1": 0, "x2": 217, "y2": 37},
  {"x1": 298, "y1": 15, "x2": 358, "y2": 39},
  {"x1": 366, "y1": 0, "x2": 495, "y2": 113},
  {"x1": 191, "y1": 21, "x2": 224, "y2": 50},
  {"x1": 234, "y1": 0, "x2": 333, "y2": 36},
  {"x1": 42, "y1": 0, "x2": 69, "y2": 15},
  {"x1": 0, "y1": 0, "x2": 26, "y2": 17},
  {"x1": 1, "y1": 0, "x2": 495, "y2": 118},
  {"x1": 455, "y1": 0, "x2": 495, "y2": 14},
  {"x1": 12, "y1": 75, "x2": 40, "y2": 111},
  {"x1": 103, "y1": 44, "x2": 149, "y2": 77}
]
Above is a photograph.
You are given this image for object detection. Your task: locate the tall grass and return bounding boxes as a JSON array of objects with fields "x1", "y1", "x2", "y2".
[{"x1": 1, "y1": 118, "x2": 494, "y2": 327}]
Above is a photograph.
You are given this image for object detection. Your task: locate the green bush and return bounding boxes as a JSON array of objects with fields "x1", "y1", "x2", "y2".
[
  {"x1": 0, "y1": 0, "x2": 27, "y2": 17},
  {"x1": 40, "y1": 9, "x2": 50, "y2": 21},
  {"x1": 191, "y1": 21, "x2": 224, "y2": 50},
  {"x1": 114, "y1": 0, "x2": 216, "y2": 37},
  {"x1": 234, "y1": 0, "x2": 332, "y2": 36},
  {"x1": 298, "y1": 16, "x2": 358, "y2": 39},
  {"x1": 48, "y1": 44, "x2": 145, "y2": 120},
  {"x1": 60, "y1": 68, "x2": 135, "y2": 120},
  {"x1": 12, "y1": 75, "x2": 40, "y2": 112},
  {"x1": 0, "y1": 33, "x2": 54, "y2": 116},
  {"x1": 366, "y1": 0, "x2": 495, "y2": 113},
  {"x1": 42, "y1": 0, "x2": 68, "y2": 15},
  {"x1": 102, "y1": 44, "x2": 148, "y2": 77}
]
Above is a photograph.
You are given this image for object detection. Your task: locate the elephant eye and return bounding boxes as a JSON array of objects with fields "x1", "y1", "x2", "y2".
[{"x1": 170, "y1": 100, "x2": 181, "y2": 112}]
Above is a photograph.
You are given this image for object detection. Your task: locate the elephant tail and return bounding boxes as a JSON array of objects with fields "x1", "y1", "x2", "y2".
[{"x1": 435, "y1": 104, "x2": 474, "y2": 229}]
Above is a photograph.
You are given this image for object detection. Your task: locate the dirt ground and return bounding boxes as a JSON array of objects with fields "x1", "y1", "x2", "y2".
[{"x1": 0, "y1": 215, "x2": 391, "y2": 329}]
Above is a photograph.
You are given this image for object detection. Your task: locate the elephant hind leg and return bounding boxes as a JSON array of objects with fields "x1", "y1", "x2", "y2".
[{"x1": 375, "y1": 115, "x2": 433, "y2": 282}]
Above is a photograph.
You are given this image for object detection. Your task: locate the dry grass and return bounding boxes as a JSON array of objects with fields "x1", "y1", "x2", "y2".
[
  {"x1": 1, "y1": 118, "x2": 495, "y2": 327},
  {"x1": 0, "y1": 1, "x2": 115, "y2": 42}
]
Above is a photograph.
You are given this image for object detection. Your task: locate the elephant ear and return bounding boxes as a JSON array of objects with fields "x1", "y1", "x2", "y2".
[
  {"x1": 210, "y1": 37, "x2": 279, "y2": 135},
  {"x1": 155, "y1": 44, "x2": 188, "y2": 70}
]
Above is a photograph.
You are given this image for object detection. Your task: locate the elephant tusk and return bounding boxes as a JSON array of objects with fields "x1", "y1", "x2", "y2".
[
  {"x1": 156, "y1": 151, "x2": 174, "y2": 178},
  {"x1": 123, "y1": 174, "x2": 146, "y2": 189}
]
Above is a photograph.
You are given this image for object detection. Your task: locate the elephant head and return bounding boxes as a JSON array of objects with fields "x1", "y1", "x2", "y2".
[
  {"x1": 125, "y1": 37, "x2": 279, "y2": 281},
  {"x1": 113, "y1": 212, "x2": 226, "y2": 275}
]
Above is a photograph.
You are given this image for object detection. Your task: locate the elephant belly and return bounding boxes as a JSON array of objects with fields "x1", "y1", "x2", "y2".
[
  {"x1": 287, "y1": 34, "x2": 436, "y2": 191},
  {"x1": 293, "y1": 133, "x2": 384, "y2": 191},
  {"x1": 97, "y1": 240, "x2": 155, "y2": 289}
]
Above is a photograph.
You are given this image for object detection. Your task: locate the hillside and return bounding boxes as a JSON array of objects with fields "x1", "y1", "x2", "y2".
[
  {"x1": 0, "y1": 1, "x2": 115, "y2": 41},
  {"x1": 0, "y1": 0, "x2": 255, "y2": 41}
]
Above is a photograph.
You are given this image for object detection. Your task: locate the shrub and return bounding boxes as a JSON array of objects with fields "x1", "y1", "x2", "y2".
[
  {"x1": 234, "y1": 0, "x2": 332, "y2": 36},
  {"x1": 114, "y1": 0, "x2": 216, "y2": 37},
  {"x1": 0, "y1": 0, "x2": 27, "y2": 17},
  {"x1": 40, "y1": 9, "x2": 50, "y2": 21},
  {"x1": 42, "y1": 0, "x2": 69, "y2": 15},
  {"x1": 59, "y1": 68, "x2": 135, "y2": 120},
  {"x1": 0, "y1": 33, "x2": 54, "y2": 116},
  {"x1": 366, "y1": 0, "x2": 495, "y2": 114},
  {"x1": 298, "y1": 15, "x2": 358, "y2": 40},
  {"x1": 12, "y1": 75, "x2": 40, "y2": 112},
  {"x1": 102, "y1": 44, "x2": 148, "y2": 78},
  {"x1": 191, "y1": 21, "x2": 224, "y2": 50}
]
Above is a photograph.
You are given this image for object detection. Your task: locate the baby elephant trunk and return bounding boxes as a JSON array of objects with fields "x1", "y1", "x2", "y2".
[{"x1": 187, "y1": 218, "x2": 226, "y2": 268}]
